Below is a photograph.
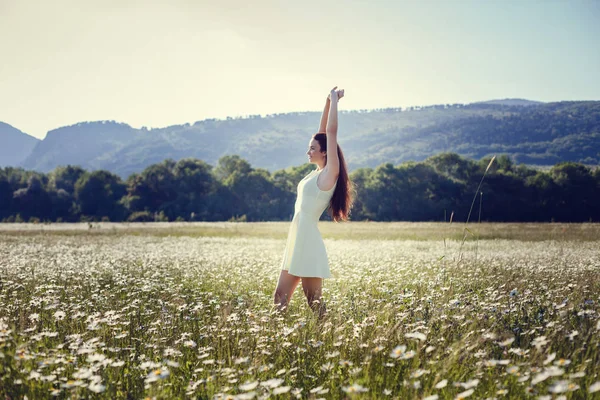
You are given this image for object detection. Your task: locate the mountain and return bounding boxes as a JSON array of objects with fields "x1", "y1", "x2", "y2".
[
  {"x1": 2, "y1": 100, "x2": 599, "y2": 178},
  {"x1": 19, "y1": 121, "x2": 142, "y2": 175},
  {"x1": 475, "y1": 98, "x2": 544, "y2": 107},
  {"x1": 0, "y1": 122, "x2": 40, "y2": 167}
]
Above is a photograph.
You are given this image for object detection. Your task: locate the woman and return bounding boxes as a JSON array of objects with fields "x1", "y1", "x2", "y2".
[{"x1": 273, "y1": 86, "x2": 354, "y2": 319}]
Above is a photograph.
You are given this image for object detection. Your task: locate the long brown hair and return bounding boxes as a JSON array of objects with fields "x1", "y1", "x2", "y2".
[{"x1": 313, "y1": 133, "x2": 354, "y2": 222}]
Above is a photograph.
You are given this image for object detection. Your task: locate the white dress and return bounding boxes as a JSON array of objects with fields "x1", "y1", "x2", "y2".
[{"x1": 280, "y1": 168, "x2": 337, "y2": 278}]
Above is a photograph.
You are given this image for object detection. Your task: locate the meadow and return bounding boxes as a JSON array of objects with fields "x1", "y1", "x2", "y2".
[{"x1": 1, "y1": 222, "x2": 599, "y2": 399}]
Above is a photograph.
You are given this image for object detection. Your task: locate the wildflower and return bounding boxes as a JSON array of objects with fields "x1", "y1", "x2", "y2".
[
  {"x1": 543, "y1": 353, "x2": 556, "y2": 365},
  {"x1": 497, "y1": 338, "x2": 514, "y2": 347},
  {"x1": 53, "y1": 311, "x2": 66, "y2": 321},
  {"x1": 320, "y1": 362, "x2": 333, "y2": 372},
  {"x1": 589, "y1": 381, "x2": 600, "y2": 393},
  {"x1": 61, "y1": 380, "x2": 83, "y2": 389},
  {"x1": 273, "y1": 386, "x2": 291, "y2": 395},
  {"x1": 41, "y1": 374, "x2": 57, "y2": 382},
  {"x1": 554, "y1": 358, "x2": 571, "y2": 367},
  {"x1": 145, "y1": 367, "x2": 170, "y2": 384},
  {"x1": 140, "y1": 361, "x2": 161, "y2": 369},
  {"x1": 405, "y1": 331, "x2": 427, "y2": 341},
  {"x1": 27, "y1": 371, "x2": 41, "y2": 381},
  {"x1": 531, "y1": 371, "x2": 550, "y2": 385},
  {"x1": 531, "y1": 336, "x2": 548, "y2": 350},
  {"x1": 234, "y1": 356, "x2": 250, "y2": 365},
  {"x1": 87, "y1": 353, "x2": 106, "y2": 363},
  {"x1": 410, "y1": 369, "x2": 430, "y2": 378},
  {"x1": 342, "y1": 383, "x2": 368, "y2": 393},
  {"x1": 88, "y1": 382, "x2": 106, "y2": 393},
  {"x1": 434, "y1": 379, "x2": 447, "y2": 389},
  {"x1": 548, "y1": 380, "x2": 579, "y2": 393},
  {"x1": 546, "y1": 366, "x2": 565, "y2": 377},
  {"x1": 260, "y1": 378, "x2": 284, "y2": 389},
  {"x1": 507, "y1": 366, "x2": 519, "y2": 375},
  {"x1": 455, "y1": 388, "x2": 474, "y2": 399},
  {"x1": 390, "y1": 345, "x2": 406, "y2": 359},
  {"x1": 73, "y1": 368, "x2": 93, "y2": 380},
  {"x1": 236, "y1": 392, "x2": 256, "y2": 400},
  {"x1": 239, "y1": 381, "x2": 258, "y2": 391}
]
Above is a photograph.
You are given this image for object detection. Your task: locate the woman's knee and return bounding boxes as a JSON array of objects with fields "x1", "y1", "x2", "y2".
[{"x1": 302, "y1": 278, "x2": 322, "y2": 295}]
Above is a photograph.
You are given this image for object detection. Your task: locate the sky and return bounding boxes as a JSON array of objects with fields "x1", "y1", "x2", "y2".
[{"x1": 1, "y1": 0, "x2": 599, "y2": 139}]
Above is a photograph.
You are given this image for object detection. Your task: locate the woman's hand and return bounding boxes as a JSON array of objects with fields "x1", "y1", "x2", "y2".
[{"x1": 328, "y1": 86, "x2": 344, "y2": 102}]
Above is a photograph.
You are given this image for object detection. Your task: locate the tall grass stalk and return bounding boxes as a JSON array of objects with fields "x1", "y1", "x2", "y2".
[
  {"x1": 475, "y1": 191, "x2": 483, "y2": 263},
  {"x1": 458, "y1": 155, "x2": 496, "y2": 264}
]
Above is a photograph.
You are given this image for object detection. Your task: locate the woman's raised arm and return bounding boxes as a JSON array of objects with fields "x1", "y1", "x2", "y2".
[
  {"x1": 326, "y1": 87, "x2": 340, "y2": 136},
  {"x1": 318, "y1": 97, "x2": 331, "y2": 133},
  {"x1": 322, "y1": 87, "x2": 342, "y2": 180}
]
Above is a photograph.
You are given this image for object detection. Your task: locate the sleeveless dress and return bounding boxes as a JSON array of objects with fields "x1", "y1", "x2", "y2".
[{"x1": 280, "y1": 168, "x2": 337, "y2": 278}]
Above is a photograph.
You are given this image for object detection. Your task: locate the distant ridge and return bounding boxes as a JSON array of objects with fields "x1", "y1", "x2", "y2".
[
  {"x1": 0, "y1": 122, "x2": 40, "y2": 167},
  {"x1": 475, "y1": 98, "x2": 544, "y2": 106},
  {"x1": 1, "y1": 100, "x2": 599, "y2": 177}
]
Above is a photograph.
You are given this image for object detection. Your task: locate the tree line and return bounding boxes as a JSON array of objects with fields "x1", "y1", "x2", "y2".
[{"x1": 1, "y1": 153, "x2": 598, "y2": 223}]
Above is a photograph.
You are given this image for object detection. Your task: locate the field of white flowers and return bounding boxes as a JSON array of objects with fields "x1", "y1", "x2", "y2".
[{"x1": 1, "y1": 222, "x2": 599, "y2": 399}]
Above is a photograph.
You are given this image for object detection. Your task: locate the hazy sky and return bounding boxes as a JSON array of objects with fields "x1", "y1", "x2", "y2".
[{"x1": 1, "y1": 0, "x2": 599, "y2": 139}]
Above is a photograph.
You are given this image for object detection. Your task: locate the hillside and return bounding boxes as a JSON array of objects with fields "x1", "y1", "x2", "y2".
[
  {"x1": 2, "y1": 100, "x2": 599, "y2": 178},
  {"x1": 0, "y1": 122, "x2": 40, "y2": 167}
]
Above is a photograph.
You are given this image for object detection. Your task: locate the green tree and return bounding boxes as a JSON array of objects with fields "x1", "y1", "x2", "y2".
[
  {"x1": 214, "y1": 155, "x2": 252, "y2": 181},
  {"x1": 74, "y1": 170, "x2": 127, "y2": 220},
  {"x1": 48, "y1": 165, "x2": 86, "y2": 194},
  {"x1": 425, "y1": 152, "x2": 478, "y2": 182},
  {"x1": 168, "y1": 158, "x2": 219, "y2": 220},
  {"x1": 347, "y1": 167, "x2": 375, "y2": 220},
  {"x1": 0, "y1": 171, "x2": 11, "y2": 219},
  {"x1": 550, "y1": 162, "x2": 596, "y2": 221},
  {"x1": 122, "y1": 160, "x2": 178, "y2": 214},
  {"x1": 11, "y1": 175, "x2": 52, "y2": 221}
]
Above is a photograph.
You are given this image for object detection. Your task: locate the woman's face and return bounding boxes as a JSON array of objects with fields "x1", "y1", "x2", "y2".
[{"x1": 306, "y1": 138, "x2": 326, "y2": 165}]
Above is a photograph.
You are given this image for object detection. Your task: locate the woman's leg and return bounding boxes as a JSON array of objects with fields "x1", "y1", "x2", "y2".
[
  {"x1": 301, "y1": 277, "x2": 327, "y2": 319},
  {"x1": 274, "y1": 270, "x2": 301, "y2": 312}
]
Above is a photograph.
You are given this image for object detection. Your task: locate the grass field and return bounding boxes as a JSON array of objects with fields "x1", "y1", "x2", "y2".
[{"x1": 1, "y1": 222, "x2": 599, "y2": 399}]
